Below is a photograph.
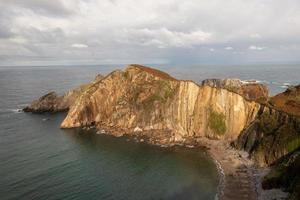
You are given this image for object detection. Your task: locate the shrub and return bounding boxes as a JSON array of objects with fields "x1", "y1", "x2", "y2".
[
  {"x1": 208, "y1": 110, "x2": 227, "y2": 135},
  {"x1": 287, "y1": 136, "x2": 300, "y2": 153}
]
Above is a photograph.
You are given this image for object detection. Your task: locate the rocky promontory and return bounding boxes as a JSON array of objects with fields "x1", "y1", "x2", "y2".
[
  {"x1": 23, "y1": 74, "x2": 103, "y2": 113},
  {"x1": 24, "y1": 64, "x2": 300, "y2": 200}
]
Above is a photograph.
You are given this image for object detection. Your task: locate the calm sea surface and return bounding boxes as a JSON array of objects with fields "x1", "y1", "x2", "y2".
[{"x1": 0, "y1": 64, "x2": 299, "y2": 200}]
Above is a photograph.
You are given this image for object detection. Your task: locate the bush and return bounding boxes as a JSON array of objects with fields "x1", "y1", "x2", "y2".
[{"x1": 208, "y1": 110, "x2": 227, "y2": 135}]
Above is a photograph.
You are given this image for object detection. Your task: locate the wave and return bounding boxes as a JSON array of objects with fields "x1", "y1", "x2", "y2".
[{"x1": 0, "y1": 108, "x2": 23, "y2": 114}]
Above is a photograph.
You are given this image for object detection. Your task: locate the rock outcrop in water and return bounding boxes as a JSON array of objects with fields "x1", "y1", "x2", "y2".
[
  {"x1": 23, "y1": 74, "x2": 104, "y2": 113},
  {"x1": 25, "y1": 64, "x2": 300, "y2": 200}
]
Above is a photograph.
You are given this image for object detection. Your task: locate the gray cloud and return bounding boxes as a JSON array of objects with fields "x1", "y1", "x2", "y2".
[
  {"x1": 0, "y1": 0, "x2": 73, "y2": 17},
  {"x1": 0, "y1": 0, "x2": 300, "y2": 66}
]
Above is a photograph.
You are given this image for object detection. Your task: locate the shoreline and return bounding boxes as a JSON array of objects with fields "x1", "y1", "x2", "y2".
[
  {"x1": 197, "y1": 137, "x2": 288, "y2": 200},
  {"x1": 84, "y1": 127, "x2": 288, "y2": 200},
  {"x1": 199, "y1": 138, "x2": 257, "y2": 200}
]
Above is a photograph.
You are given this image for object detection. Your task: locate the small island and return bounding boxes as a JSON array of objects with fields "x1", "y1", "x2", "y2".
[{"x1": 24, "y1": 64, "x2": 300, "y2": 200}]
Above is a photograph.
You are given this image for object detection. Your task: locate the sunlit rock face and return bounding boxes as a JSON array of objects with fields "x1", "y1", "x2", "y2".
[
  {"x1": 269, "y1": 85, "x2": 300, "y2": 117},
  {"x1": 60, "y1": 64, "x2": 260, "y2": 142},
  {"x1": 202, "y1": 78, "x2": 269, "y2": 103}
]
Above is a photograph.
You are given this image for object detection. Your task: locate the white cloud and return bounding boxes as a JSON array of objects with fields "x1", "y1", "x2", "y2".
[
  {"x1": 71, "y1": 43, "x2": 88, "y2": 48},
  {"x1": 124, "y1": 28, "x2": 211, "y2": 48},
  {"x1": 249, "y1": 45, "x2": 266, "y2": 51},
  {"x1": 225, "y1": 46, "x2": 233, "y2": 50}
]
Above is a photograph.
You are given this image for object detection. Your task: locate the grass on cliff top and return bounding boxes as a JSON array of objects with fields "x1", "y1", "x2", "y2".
[{"x1": 208, "y1": 109, "x2": 227, "y2": 136}]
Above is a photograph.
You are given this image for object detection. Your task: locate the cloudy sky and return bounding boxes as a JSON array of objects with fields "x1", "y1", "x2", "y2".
[{"x1": 0, "y1": 0, "x2": 300, "y2": 66}]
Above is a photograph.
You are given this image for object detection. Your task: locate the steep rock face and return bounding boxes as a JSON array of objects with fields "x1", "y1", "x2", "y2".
[
  {"x1": 193, "y1": 86, "x2": 259, "y2": 140},
  {"x1": 23, "y1": 74, "x2": 103, "y2": 113},
  {"x1": 202, "y1": 78, "x2": 269, "y2": 103},
  {"x1": 262, "y1": 149, "x2": 300, "y2": 200},
  {"x1": 234, "y1": 105, "x2": 300, "y2": 166},
  {"x1": 269, "y1": 85, "x2": 300, "y2": 117},
  {"x1": 61, "y1": 65, "x2": 260, "y2": 142}
]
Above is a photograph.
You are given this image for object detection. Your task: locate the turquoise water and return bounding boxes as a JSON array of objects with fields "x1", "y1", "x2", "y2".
[{"x1": 0, "y1": 64, "x2": 299, "y2": 199}]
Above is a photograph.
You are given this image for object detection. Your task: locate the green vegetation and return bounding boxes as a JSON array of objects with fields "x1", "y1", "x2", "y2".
[
  {"x1": 157, "y1": 80, "x2": 176, "y2": 101},
  {"x1": 224, "y1": 85, "x2": 239, "y2": 93},
  {"x1": 287, "y1": 136, "x2": 300, "y2": 153},
  {"x1": 140, "y1": 80, "x2": 176, "y2": 111},
  {"x1": 262, "y1": 150, "x2": 300, "y2": 200},
  {"x1": 208, "y1": 109, "x2": 227, "y2": 135},
  {"x1": 123, "y1": 71, "x2": 129, "y2": 79},
  {"x1": 259, "y1": 112, "x2": 279, "y2": 135}
]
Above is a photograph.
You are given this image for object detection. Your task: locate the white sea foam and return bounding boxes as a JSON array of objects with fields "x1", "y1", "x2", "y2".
[{"x1": 0, "y1": 108, "x2": 23, "y2": 114}]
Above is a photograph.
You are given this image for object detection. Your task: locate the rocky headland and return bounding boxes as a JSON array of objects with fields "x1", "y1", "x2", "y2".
[{"x1": 24, "y1": 64, "x2": 300, "y2": 200}]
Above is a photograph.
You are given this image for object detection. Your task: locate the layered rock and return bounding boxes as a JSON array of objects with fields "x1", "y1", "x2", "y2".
[
  {"x1": 202, "y1": 78, "x2": 269, "y2": 103},
  {"x1": 262, "y1": 149, "x2": 300, "y2": 200},
  {"x1": 23, "y1": 74, "x2": 104, "y2": 113},
  {"x1": 234, "y1": 105, "x2": 300, "y2": 166},
  {"x1": 269, "y1": 85, "x2": 300, "y2": 117},
  {"x1": 61, "y1": 64, "x2": 260, "y2": 142},
  {"x1": 233, "y1": 85, "x2": 300, "y2": 200}
]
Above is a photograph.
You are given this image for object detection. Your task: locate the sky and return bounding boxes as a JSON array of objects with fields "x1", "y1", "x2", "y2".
[{"x1": 0, "y1": 0, "x2": 300, "y2": 66}]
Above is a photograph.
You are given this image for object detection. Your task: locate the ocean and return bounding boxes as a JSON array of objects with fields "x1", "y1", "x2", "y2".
[{"x1": 0, "y1": 64, "x2": 299, "y2": 200}]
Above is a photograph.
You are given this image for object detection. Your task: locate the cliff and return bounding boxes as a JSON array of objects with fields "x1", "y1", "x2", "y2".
[
  {"x1": 60, "y1": 64, "x2": 260, "y2": 143},
  {"x1": 269, "y1": 85, "x2": 300, "y2": 117},
  {"x1": 262, "y1": 149, "x2": 300, "y2": 200},
  {"x1": 202, "y1": 78, "x2": 269, "y2": 103},
  {"x1": 234, "y1": 105, "x2": 300, "y2": 166},
  {"x1": 234, "y1": 86, "x2": 300, "y2": 200}
]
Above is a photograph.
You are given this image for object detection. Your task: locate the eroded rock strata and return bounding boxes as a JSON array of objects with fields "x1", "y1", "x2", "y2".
[
  {"x1": 235, "y1": 86, "x2": 300, "y2": 200},
  {"x1": 25, "y1": 64, "x2": 300, "y2": 200},
  {"x1": 60, "y1": 65, "x2": 260, "y2": 143}
]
